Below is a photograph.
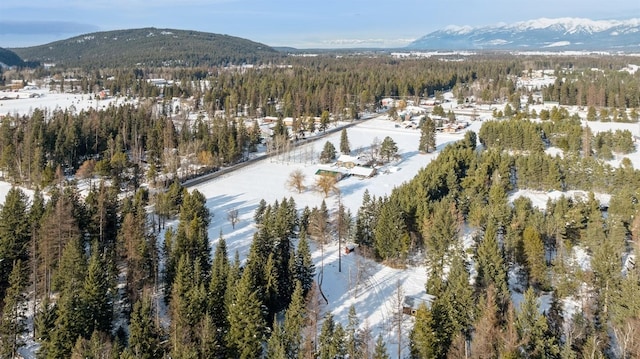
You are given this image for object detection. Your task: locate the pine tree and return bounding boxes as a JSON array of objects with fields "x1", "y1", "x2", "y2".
[
  {"x1": 318, "y1": 312, "x2": 343, "y2": 359},
  {"x1": 294, "y1": 231, "x2": 315, "y2": 295},
  {"x1": 319, "y1": 141, "x2": 337, "y2": 163},
  {"x1": 374, "y1": 197, "x2": 409, "y2": 264},
  {"x1": 374, "y1": 334, "x2": 391, "y2": 359},
  {"x1": 380, "y1": 136, "x2": 399, "y2": 163},
  {"x1": 128, "y1": 297, "x2": 163, "y2": 359},
  {"x1": 0, "y1": 260, "x2": 27, "y2": 358},
  {"x1": 345, "y1": 305, "x2": 362, "y2": 359},
  {"x1": 266, "y1": 319, "x2": 287, "y2": 359},
  {"x1": 522, "y1": 226, "x2": 547, "y2": 289},
  {"x1": 282, "y1": 281, "x2": 306, "y2": 358},
  {"x1": 443, "y1": 251, "x2": 475, "y2": 343},
  {"x1": 419, "y1": 117, "x2": 436, "y2": 153},
  {"x1": 197, "y1": 314, "x2": 219, "y2": 359},
  {"x1": 208, "y1": 236, "x2": 229, "y2": 353},
  {"x1": 476, "y1": 222, "x2": 509, "y2": 304},
  {"x1": 409, "y1": 303, "x2": 436, "y2": 359},
  {"x1": 168, "y1": 255, "x2": 206, "y2": 359},
  {"x1": 226, "y1": 270, "x2": 266, "y2": 359},
  {"x1": 516, "y1": 288, "x2": 560, "y2": 358},
  {"x1": 0, "y1": 187, "x2": 30, "y2": 298},
  {"x1": 423, "y1": 199, "x2": 461, "y2": 281},
  {"x1": 81, "y1": 249, "x2": 113, "y2": 336},
  {"x1": 340, "y1": 128, "x2": 351, "y2": 154}
]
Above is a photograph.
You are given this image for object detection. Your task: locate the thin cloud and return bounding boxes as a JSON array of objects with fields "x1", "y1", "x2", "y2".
[{"x1": 0, "y1": 21, "x2": 99, "y2": 35}]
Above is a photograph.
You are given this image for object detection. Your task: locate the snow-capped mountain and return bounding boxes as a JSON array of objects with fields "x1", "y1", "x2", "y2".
[{"x1": 407, "y1": 18, "x2": 640, "y2": 51}]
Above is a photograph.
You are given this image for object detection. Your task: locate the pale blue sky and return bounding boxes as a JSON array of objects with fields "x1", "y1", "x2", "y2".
[{"x1": 1, "y1": 0, "x2": 638, "y2": 48}]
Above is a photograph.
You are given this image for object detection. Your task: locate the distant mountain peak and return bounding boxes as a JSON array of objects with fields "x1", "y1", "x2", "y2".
[{"x1": 408, "y1": 17, "x2": 640, "y2": 51}]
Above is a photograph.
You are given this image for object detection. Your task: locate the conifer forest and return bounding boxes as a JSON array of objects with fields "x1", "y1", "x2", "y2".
[{"x1": 1, "y1": 53, "x2": 640, "y2": 358}]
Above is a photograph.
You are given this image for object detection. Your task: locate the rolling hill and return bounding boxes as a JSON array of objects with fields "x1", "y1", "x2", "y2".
[
  {"x1": 0, "y1": 47, "x2": 27, "y2": 68},
  {"x1": 10, "y1": 28, "x2": 283, "y2": 68}
]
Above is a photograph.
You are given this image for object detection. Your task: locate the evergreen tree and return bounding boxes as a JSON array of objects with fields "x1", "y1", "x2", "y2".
[
  {"x1": 522, "y1": 226, "x2": 547, "y2": 289},
  {"x1": 340, "y1": 128, "x2": 351, "y2": 154},
  {"x1": 128, "y1": 297, "x2": 163, "y2": 359},
  {"x1": 419, "y1": 117, "x2": 436, "y2": 153},
  {"x1": 319, "y1": 141, "x2": 337, "y2": 164},
  {"x1": 380, "y1": 136, "x2": 399, "y2": 163},
  {"x1": 0, "y1": 260, "x2": 27, "y2": 358},
  {"x1": 0, "y1": 187, "x2": 30, "y2": 298},
  {"x1": 282, "y1": 281, "x2": 306, "y2": 358},
  {"x1": 294, "y1": 231, "x2": 316, "y2": 295},
  {"x1": 374, "y1": 334, "x2": 390, "y2": 359},
  {"x1": 423, "y1": 199, "x2": 461, "y2": 283},
  {"x1": 168, "y1": 255, "x2": 206, "y2": 359},
  {"x1": 81, "y1": 248, "x2": 113, "y2": 336},
  {"x1": 318, "y1": 312, "x2": 345, "y2": 359},
  {"x1": 208, "y1": 236, "x2": 229, "y2": 355},
  {"x1": 345, "y1": 305, "x2": 362, "y2": 359},
  {"x1": 266, "y1": 319, "x2": 287, "y2": 359},
  {"x1": 475, "y1": 222, "x2": 510, "y2": 304},
  {"x1": 516, "y1": 288, "x2": 560, "y2": 359},
  {"x1": 355, "y1": 190, "x2": 378, "y2": 252},
  {"x1": 409, "y1": 303, "x2": 436, "y2": 359},
  {"x1": 374, "y1": 197, "x2": 409, "y2": 264},
  {"x1": 443, "y1": 251, "x2": 475, "y2": 344},
  {"x1": 226, "y1": 269, "x2": 266, "y2": 359}
]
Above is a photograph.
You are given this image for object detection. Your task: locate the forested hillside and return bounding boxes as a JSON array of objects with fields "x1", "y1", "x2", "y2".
[
  {"x1": 0, "y1": 54, "x2": 639, "y2": 358},
  {"x1": 10, "y1": 28, "x2": 283, "y2": 68}
]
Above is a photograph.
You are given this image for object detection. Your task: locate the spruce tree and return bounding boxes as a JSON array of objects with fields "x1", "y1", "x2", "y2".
[
  {"x1": 0, "y1": 260, "x2": 27, "y2": 358},
  {"x1": 266, "y1": 319, "x2": 287, "y2": 359},
  {"x1": 294, "y1": 231, "x2": 315, "y2": 295},
  {"x1": 345, "y1": 305, "x2": 362, "y2": 359},
  {"x1": 282, "y1": 281, "x2": 306, "y2": 358},
  {"x1": 374, "y1": 197, "x2": 409, "y2": 264},
  {"x1": 419, "y1": 117, "x2": 436, "y2": 153},
  {"x1": 128, "y1": 297, "x2": 163, "y2": 359},
  {"x1": 476, "y1": 222, "x2": 509, "y2": 304},
  {"x1": 409, "y1": 303, "x2": 436, "y2": 359},
  {"x1": 516, "y1": 288, "x2": 560, "y2": 358},
  {"x1": 318, "y1": 312, "x2": 342, "y2": 359},
  {"x1": 0, "y1": 187, "x2": 30, "y2": 298},
  {"x1": 226, "y1": 270, "x2": 266, "y2": 359},
  {"x1": 319, "y1": 141, "x2": 337, "y2": 164},
  {"x1": 380, "y1": 136, "x2": 399, "y2": 163},
  {"x1": 522, "y1": 226, "x2": 547, "y2": 289},
  {"x1": 374, "y1": 334, "x2": 390, "y2": 359},
  {"x1": 340, "y1": 128, "x2": 351, "y2": 154},
  {"x1": 81, "y1": 249, "x2": 113, "y2": 335},
  {"x1": 208, "y1": 236, "x2": 229, "y2": 350}
]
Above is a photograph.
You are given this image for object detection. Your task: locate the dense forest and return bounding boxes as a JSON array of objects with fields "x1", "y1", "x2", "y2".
[
  {"x1": 10, "y1": 28, "x2": 283, "y2": 68},
  {"x1": 0, "y1": 54, "x2": 640, "y2": 358}
]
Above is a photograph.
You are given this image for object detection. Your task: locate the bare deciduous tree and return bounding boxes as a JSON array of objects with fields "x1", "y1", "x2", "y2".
[
  {"x1": 287, "y1": 169, "x2": 306, "y2": 193},
  {"x1": 227, "y1": 208, "x2": 240, "y2": 229},
  {"x1": 315, "y1": 174, "x2": 339, "y2": 198}
]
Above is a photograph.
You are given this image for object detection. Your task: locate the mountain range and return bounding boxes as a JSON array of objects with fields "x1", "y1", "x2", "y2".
[{"x1": 407, "y1": 17, "x2": 640, "y2": 51}]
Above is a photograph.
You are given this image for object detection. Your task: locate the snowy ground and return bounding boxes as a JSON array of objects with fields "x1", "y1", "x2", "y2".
[
  {"x1": 3, "y1": 88, "x2": 640, "y2": 356},
  {"x1": 188, "y1": 117, "x2": 479, "y2": 355},
  {"x1": 0, "y1": 88, "x2": 133, "y2": 117}
]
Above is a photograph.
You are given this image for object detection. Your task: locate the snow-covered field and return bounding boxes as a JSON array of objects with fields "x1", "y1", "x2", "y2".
[
  {"x1": 0, "y1": 88, "x2": 133, "y2": 117},
  {"x1": 189, "y1": 117, "x2": 479, "y2": 355}
]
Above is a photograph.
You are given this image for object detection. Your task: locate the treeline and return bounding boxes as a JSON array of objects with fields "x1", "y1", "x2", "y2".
[
  {"x1": 542, "y1": 66, "x2": 640, "y2": 108},
  {"x1": 0, "y1": 104, "x2": 262, "y2": 189}
]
